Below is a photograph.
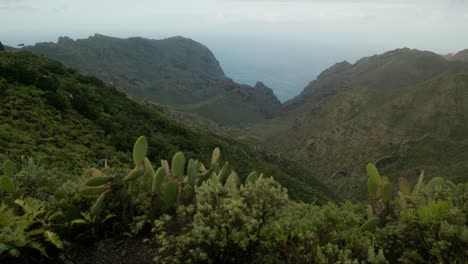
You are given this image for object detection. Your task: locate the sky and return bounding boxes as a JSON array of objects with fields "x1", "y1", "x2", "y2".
[{"x1": 1, "y1": 0, "x2": 468, "y2": 101}]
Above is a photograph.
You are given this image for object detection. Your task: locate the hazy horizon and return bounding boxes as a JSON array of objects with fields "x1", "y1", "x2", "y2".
[{"x1": 2, "y1": 0, "x2": 467, "y2": 101}]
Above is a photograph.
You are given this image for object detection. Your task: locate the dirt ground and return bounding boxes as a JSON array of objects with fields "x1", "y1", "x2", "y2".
[{"x1": 70, "y1": 237, "x2": 157, "y2": 264}]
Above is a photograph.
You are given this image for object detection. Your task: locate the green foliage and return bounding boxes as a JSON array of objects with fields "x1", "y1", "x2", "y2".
[
  {"x1": 153, "y1": 177, "x2": 289, "y2": 263},
  {"x1": 259, "y1": 202, "x2": 374, "y2": 263},
  {"x1": 0, "y1": 51, "x2": 329, "y2": 204},
  {"x1": 0, "y1": 51, "x2": 466, "y2": 262},
  {"x1": 0, "y1": 198, "x2": 63, "y2": 259}
]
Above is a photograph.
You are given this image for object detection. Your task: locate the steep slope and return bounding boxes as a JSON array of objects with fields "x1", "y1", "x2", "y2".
[
  {"x1": 276, "y1": 48, "x2": 468, "y2": 200},
  {"x1": 447, "y1": 49, "x2": 468, "y2": 62},
  {"x1": 0, "y1": 51, "x2": 336, "y2": 203},
  {"x1": 284, "y1": 48, "x2": 451, "y2": 112},
  {"x1": 23, "y1": 34, "x2": 281, "y2": 124}
]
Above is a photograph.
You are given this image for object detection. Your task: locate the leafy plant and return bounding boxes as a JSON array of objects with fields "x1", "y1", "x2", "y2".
[{"x1": 0, "y1": 198, "x2": 63, "y2": 259}]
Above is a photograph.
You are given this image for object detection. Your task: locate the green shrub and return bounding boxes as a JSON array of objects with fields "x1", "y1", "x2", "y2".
[{"x1": 153, "y1": 177, "x2": 288, "y2": 263}]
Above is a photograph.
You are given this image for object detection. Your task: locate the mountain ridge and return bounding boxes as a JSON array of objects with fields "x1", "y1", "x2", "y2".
[
  {"x1": 270, "y1": 48, "x2": 468, "y2": 200},
  {"x1": 22, "y1": 34, "x2": 281, "y2": 125}
]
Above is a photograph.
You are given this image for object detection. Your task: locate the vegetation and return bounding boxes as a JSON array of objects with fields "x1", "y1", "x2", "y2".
[
  {"x1": 272, "y1": 48, "x2": 468, "y2": 200},
  {"x1": 1, "y1": 136, "x2": 466, "y2": 263},
  {"x1": 0, "y1": 51, "x2": 334, "y2": 203},
  {"x1": 24, "y1": 34, "x2": 281, "y2": 124},
  {"x1": 0, "y1": 50, "x2": 466, "y2": 263}
]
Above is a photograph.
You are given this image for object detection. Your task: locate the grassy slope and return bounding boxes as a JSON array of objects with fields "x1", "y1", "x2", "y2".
[
  {"x1": 237, "y1": 50, "x2": 468, "y2": 201},
  {"x1": 282, "y1": 72, "x2": 468, "y2": 200},
  {"x1": 0, "y1": 51, "x2": 337, "y2": 203}
]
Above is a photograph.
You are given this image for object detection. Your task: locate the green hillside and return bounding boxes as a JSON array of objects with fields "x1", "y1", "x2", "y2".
[
  {"x1": 0, "y1": 49, "x2": 466, "y2": 264},
  {"x1": 23, "y1": 34, "x2": 281, "y2": 125},
  {"x1": 270, "y1": 49, "x2": 468, "y2": 200},
  {"x1": 0, "y1": 51, "x2": 336, "y2": 203}
]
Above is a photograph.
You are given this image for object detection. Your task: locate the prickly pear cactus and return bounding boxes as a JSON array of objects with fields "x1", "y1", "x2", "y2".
[
  {"x1": 0, "y1": 175, "x2": 16, "y2": 193},
  {"x1": 1, "y1": 160, "x2": 16, "y2": 194},
  {"x1": 360, "y1": 217, "x2": 380, "y2": 233},
  {"x1": 172, "y1": 152, "x2": 186, "y2": 179},
  {"x1": 245, "y1": 171, "x2": 259, "y2": 184},
  {"x1": 133, "y1": 136, "x2": 148, "y2": 166}
]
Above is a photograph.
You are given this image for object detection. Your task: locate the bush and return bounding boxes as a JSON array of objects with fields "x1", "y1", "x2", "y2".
[
  {"x1": 259, "y1": 202, "x2": 377, "y2": 263},
  {"x1": 153, "y1": 177, "x2": 289, "y2": 263}
]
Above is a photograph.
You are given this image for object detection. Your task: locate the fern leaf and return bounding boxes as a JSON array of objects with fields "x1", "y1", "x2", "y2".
[
  {"x1": 44, "y1": 231, "x2": 63, "y2": 249},
  {"x1": 29, "y1": 241, "x2": 49, "y2": 258},
  {"x1": 26, "y1": 228, "x2": 45, "y2": 237}
]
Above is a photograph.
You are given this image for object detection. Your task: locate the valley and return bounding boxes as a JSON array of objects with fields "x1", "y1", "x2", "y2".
[
  {"x1": 0, "y1": 34, "x2": 467, "y2": 263},
  {"x1": 18, "y1": 35, "x2": 468, "y2": 201}
]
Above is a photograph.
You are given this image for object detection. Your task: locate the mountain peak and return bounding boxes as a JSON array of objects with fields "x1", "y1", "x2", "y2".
[
  {"x1": 57, "y1": 36, "x2": 74, "y2": 45},
  {"x1": 254, "y1": 81, "x2": 268, "y2": 89},
  {"x1": 316, "y1": 61, "x2": 351, "y2": 80}
]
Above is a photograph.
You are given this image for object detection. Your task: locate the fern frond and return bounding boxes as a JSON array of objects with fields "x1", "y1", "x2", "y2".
[
  {"x1": 46, "y1": 211, "x2": 63, "y2": 221},
  {"x1": 28, "y1": 241, "x2": 49, "y2": 258},
  {"x1": 71, "y1": 219, "x2": 88, "y2": 225},
  {"x1": 44, "y1": 231, "x2": 63, "y2": 249},
  {"x1": 26, "y1": 228, "x2": 45, "y2": 237}
]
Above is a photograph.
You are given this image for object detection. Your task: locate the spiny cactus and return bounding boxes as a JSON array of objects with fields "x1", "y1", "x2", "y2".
[
  {"x1": 133, "y1": 136, "x2": 148, "y2": 166},
  {"x1": 163, "y1": 180, "x2": 178, "y2": 209},
  {"x1": 366, "y1": 163, "x2": 394, "y2": 222},
  {"x1": 366, "y1": 164, "x2": 391, "y2": 198},
  {"x1": 425, "y1": 177, "x2": 444, "y2": 191},
  {"x1": 0, "y1": 175, "x2": 16, "y2": 193},
  {"x1": 171, "y1": 152, "x2": 186, "y2": 180},
  {"x1": 80, "y1": 136, "x2": 151, "y2": 218},
  {"x1": 84, "y1": 176, "x2": 113, "y2": 187},
  {"x1": 367, "y1": 163, "x2": 382, "y2": 186},
  {"x1": 225, "y1": 171, "x2": 240, "y2": 188},
  {"x1": 80, "y1": 136, "x2": 265, "y2": 219},
  {"x1": 210, "y1": 147, "x2": 221, "y2": 168},
  {"x1": 152, "y1": 167, "x2": 165, "y2": 194},
  {"x1": 90, "y1": 189, "x2": 112, "y2": 216},
  {"x1": 3, "y1": 159, "x2": 15, "y2": 177},
  {"x1": 398, "y1": 177, "x2": 411, "y2": 196}
]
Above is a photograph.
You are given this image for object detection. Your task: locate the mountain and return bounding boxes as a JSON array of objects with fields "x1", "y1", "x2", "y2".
[
  {"x1": 446, "y1": 49, "x2": 468, "y2": 62},
  {"x1": 271, "y1": 48, "x2": 468, "y2": 200},
  {"x1": 0, "y1": 42, "x2": 4, "y2": 51},
  {"x1": 0, "y1": 50, "x2": 337, "y2": 203},
  {"x1": 22, "y1": 34, "x2": 281, "y2": 125}
]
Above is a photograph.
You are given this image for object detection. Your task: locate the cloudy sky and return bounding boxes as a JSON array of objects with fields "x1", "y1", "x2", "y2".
[{"x1": 1, "y1": 0, "x2": 467, "y2": 100}]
